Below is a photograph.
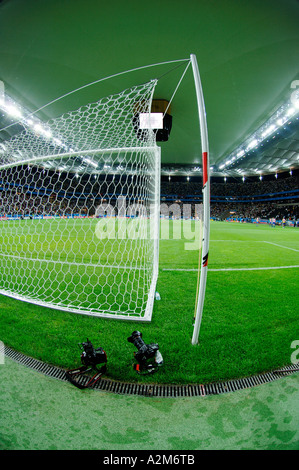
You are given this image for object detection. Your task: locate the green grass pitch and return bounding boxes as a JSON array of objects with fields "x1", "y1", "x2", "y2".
[{"x1": 0, "y1": 219, "x2": 298, "y2": 385}]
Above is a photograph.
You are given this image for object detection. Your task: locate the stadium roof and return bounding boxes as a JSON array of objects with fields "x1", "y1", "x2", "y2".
[{"x1": 0, "y1": 0, "x2": 299, "y2": 177}]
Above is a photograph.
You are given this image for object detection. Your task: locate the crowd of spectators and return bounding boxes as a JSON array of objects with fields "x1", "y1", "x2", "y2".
[
  {"x1": 0, "y1": 191, "x2": 90, "y2": 217},
  {"x1": 210, "y1": 202, "x2": 298, "y2": 221},
  {"x1": 160, "y1": 174, "x2": 299, "y2": 222},
  {"x1": 161, "y1": 175, "x2": 298, "y2": 198},
  {"x1": 1, "y1": 172, "x2": 298, "y2": 223}
]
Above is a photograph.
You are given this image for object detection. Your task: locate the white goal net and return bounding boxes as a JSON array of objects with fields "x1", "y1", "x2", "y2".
[{"x1": 0, "y1": 79, "x2": 160, "y2": 321}]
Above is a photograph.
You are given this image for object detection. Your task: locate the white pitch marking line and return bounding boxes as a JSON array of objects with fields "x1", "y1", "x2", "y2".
[
  {"x1": 210, "y1": 240, "x2": 263, "y2": 242},
  {"x1": 163, "y1": 265, "x2": 299, "y2": 272},
  {"x1": 263, "y1": 241, "x2": 299, "y2": 252}
]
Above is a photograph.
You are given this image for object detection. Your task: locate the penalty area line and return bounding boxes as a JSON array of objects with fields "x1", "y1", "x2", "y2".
[
  {"x1": 263, "y1": 241, "x2": 299, "y2": 252},
  {"x1": 162, "y1": 265, "x2": 299, "y2": 272}
]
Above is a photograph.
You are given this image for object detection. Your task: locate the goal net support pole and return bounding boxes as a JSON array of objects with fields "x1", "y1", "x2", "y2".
[{"x1": 190, "y1": 54, "x2": 210, "y2": 345}]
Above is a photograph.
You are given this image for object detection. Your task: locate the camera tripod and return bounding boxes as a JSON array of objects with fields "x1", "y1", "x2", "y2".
[
  {"x1": 65, "y1": 339, "x2": 107, "y2": 389},
  {"x1": 65, "y1": 363, "x2": 107, "y2": 389}
]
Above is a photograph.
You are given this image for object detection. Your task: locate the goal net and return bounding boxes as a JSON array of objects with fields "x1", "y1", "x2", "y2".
[{"x1": 0, "y1": 79, "x2": 160, "y2": 321}]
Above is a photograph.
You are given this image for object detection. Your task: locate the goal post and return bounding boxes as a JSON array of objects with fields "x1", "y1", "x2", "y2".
[
  {"x1": 0, "y1": 80, "x2": 160, "y2": 321},
  {"x1": 190, "y1": 53, "x2": 210, "y2": 345}
]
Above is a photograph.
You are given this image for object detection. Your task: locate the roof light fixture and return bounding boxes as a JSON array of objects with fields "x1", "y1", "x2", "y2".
[{"x1": 217, "y1": 82, "x2": 299, "y2": 172}]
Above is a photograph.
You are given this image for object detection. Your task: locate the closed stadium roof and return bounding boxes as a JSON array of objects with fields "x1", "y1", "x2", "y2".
[{"x1": 0, "y1": 0, "x2": 299, "y2": 177}]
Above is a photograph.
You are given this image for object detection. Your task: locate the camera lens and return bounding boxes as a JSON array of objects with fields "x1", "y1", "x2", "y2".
[{"x1": 127, "y1": 331, "x2": 141, "y2": 342}]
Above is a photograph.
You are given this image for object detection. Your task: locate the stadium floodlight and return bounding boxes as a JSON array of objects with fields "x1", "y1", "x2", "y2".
[
  {"x1": 262, "y1": 124, "x2": 276, "y2": 138},
  {"x1": 276, "y1": 117, "x2": 287, "y2": 126},
  {"x1": 246, "y1": 138, "x2": 258, "y2": 151},
  {"x1": 286, "y1": 107, "x2": 296, "y2": 116},
  {"x1": 33, "y1": 123, "x2": 52, "y2": 139},
  {"x1": 5, "y1": 104, "x2": 23, "y2": 119},
  {"x1": 217, "y1": 82, "x2": 299, "y2": 172}
]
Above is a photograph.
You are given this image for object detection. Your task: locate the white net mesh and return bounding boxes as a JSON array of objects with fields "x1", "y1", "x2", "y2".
[{"x1": 0, "y1": 80, "x2": 160, "y2": 320}]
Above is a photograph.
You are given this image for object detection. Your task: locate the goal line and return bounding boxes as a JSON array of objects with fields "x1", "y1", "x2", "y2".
[{"x1": 163, "y1": 265, "x2": 299, "y2": 272}]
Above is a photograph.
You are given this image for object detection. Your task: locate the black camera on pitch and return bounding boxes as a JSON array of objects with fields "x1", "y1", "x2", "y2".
[
  {"x1": 79, "y1": 338, "x2": 107, "y2": 368},
  {"x1": 127, "y1": 330, "x2": 163, "y2": 374},
  {"x1": 65, "y1": 338, "x2": 107, "y2": 389}
]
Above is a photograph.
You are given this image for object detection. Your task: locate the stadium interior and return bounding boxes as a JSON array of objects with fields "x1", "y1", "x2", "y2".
[{"x1": 0, "y1": 0, "x2": 298, "y2": 452}]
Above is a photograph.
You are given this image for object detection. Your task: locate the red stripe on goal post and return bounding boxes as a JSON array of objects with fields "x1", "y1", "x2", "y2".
[{"x1": 202, "y1": 151, "x2": 208, "y2": 186}]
